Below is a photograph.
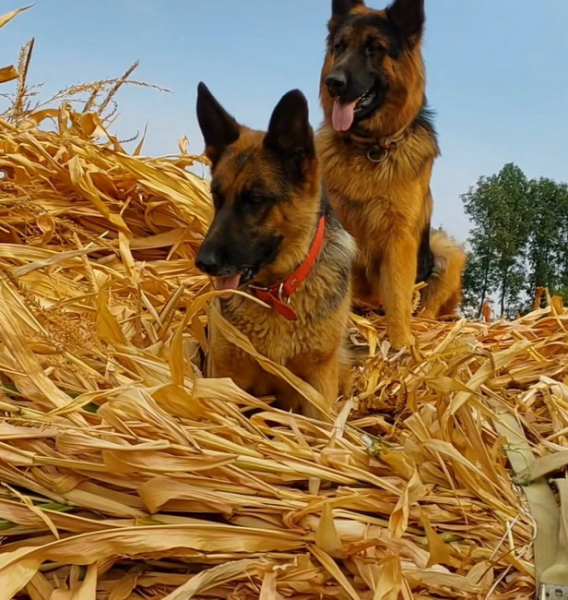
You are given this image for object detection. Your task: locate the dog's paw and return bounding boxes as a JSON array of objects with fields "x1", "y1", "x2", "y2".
[{"x1": 389, "y1": 332, "x2": 415, "y2": 352}]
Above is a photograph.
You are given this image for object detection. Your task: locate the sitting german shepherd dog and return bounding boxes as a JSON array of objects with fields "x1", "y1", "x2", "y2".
[
  {"x1": 318, "y1": 0, "x2": 466, "y2": 349},
  {"x1": 195, "y1": 83, "x2": 355, "y2": 418}
]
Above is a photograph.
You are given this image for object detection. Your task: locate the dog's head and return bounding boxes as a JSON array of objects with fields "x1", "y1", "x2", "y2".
[
  {"x1": 321, "y1": 0, "x2": 426, "y2": 134},
  {"x1": 195, "y1": 83, "x2": 320, "y2": 291}
]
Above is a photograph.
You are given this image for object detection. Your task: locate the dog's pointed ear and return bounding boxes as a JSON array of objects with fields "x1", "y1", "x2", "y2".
[
  {"x1": 196, "y1": 82, "x2": 240, "y2": 165},
  {"x1": 332, "y1": 0, "x2": 365, "y2": 19},
  {"x1": 387, "y1": 0, "x2": 425, "y2": 39},
  {"x1": 264, "y1": 90, "x2": 314, "y2": 159}
]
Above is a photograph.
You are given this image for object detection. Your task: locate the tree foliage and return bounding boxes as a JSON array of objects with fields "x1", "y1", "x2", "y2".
[{"x1": 462, "y1": 164, "x2": 568, "y2": 318}]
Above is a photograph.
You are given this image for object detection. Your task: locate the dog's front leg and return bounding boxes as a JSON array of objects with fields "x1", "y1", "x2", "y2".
[
  {"x1": 378, "y1": 235, "x2": 418, "y2": 350},
  {"x1": 304, "y1": 357, "x2": 339, "y2": 420},
  {"x1": 283, "y1": 354, "x2": 340, "y2": 420},
  {"x1": 208, "y1": 335, "x2": 272, "y2": 397}
]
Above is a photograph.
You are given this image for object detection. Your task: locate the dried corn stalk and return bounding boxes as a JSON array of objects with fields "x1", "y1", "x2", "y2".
[{"x1": 0, "y1": 6, "x2": 567, "y2": 600}]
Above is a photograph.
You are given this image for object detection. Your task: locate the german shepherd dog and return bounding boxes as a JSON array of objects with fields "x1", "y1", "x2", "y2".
[
  {"x1": 195, "y1": 83, "x2": 355, "y2": 418},
  {"x1": 318, "y1": 0, "x2": 466, "y2": 349}
]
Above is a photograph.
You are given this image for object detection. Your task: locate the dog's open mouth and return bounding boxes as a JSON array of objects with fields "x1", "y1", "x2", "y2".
[
  {"x1": 331, "y1": 88, "x2": 378, "y2": 132},
  {"x1": 213, "y1": 267, "x2": 257, "y2": 293},
  {"x1": 213, "y1": 274, "x2": 241, "y2": 291}
]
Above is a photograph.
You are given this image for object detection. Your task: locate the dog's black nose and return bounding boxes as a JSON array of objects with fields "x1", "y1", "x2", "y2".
[
  {"x1": 196, "y1": 246, "x2": 220, "y2": 275},
  {"x1": 325, "y1": 72, "x2": 348, "y2": 96}
]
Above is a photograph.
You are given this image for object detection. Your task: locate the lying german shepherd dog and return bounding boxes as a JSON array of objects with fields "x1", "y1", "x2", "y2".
[
  {"x1": 195, "y1": 83, "x2": 355, "y2": 418},
  {"x1": 318, "y1": 0, "x2": 465, "y2": 349}
]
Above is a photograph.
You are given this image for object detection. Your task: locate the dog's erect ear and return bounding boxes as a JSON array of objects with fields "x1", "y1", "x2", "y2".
[
  {"x1": 196, "y1": 82, "x2": 240, "y2": 165},
  {"x1": 387, "y1": 0, "x2": 425, "y2": 39},
  {"x1": 332, "y1": 0, "x2": 365, "y2": 19},
  {"x1": 264, "y1": 90, "x2": 314, "y2": 160}
]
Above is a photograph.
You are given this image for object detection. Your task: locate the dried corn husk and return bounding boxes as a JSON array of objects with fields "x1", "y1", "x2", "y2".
[{"x1": 0, "y1": 8, "x2": 566, "y2": 600}]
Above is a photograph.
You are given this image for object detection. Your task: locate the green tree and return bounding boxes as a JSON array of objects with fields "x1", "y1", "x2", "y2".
[
  {"x1": 462, "y1": 164, "x2": 531, "y2": 318},
  {"x1": 461, "y1": 226, "x2": 496, "y2": 319},
  {"x1": 526, "y1": 178, "x2": 568, "y2": 302},
  {"x1": 462, "y1": 166, "x2": 568, "y2": 317}
]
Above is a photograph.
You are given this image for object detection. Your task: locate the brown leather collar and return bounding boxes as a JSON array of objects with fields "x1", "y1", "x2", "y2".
[{"x1": 343, "y1": 125, "x2": 409, "y2": 163}]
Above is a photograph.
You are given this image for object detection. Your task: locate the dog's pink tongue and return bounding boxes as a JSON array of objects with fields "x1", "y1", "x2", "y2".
[
  {"x1": 332, "y1": 98, "x2": 358, "y2": 132},
  {"x1": 214, "y1": 275, "x2": 241, "y2": 291}
]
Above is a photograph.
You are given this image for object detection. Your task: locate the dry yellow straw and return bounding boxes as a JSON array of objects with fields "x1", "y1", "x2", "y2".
[{"x1": 0, "y1": 6, "x2": 566, "y2": 599}]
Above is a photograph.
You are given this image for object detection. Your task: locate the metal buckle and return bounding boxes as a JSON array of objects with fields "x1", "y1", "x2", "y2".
[
  {"x1": 379, "y1": 137, "x2": 397, "y2": 150},
  {"x1": 276, "y1": 283, "x2": 291, "y2": 304},
  {"x1": 367, "y1": 145, "x2": 388, "y2": 163},
  {"x1": 538, "y1": 585, "x2": 568, "y2": 599},
  {"x1": 249, "y1": 283, "x2": 291, "y2": 304}
]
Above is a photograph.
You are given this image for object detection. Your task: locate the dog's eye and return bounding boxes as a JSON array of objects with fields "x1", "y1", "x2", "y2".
[
  {"x1": 334, "y1": 41, "x2": 347, "y2": 55},
  {"x1": 246, "y1": 193, "x2": 267, "y2": 205},
  {"x1": 365, "y1": 41, "x2": 381, "y2": 56},
  {"x1": 238, "y1": 190, "x2": 269, "y2": 207}
]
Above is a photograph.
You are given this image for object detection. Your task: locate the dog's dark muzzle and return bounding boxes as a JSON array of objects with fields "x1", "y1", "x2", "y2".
[{"x1": 325, "y1": 72, "x2": 348, "y2": 98}]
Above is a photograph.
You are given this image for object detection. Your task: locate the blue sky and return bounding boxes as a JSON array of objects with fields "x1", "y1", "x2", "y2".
[{"x1": 2, "y1": 0, "x2": 567, "y2": 240}]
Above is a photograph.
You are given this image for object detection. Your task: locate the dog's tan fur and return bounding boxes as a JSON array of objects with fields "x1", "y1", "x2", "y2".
[
  {"x1": 420, "y1": 228, "x2": 467, "y2": 319},
  {"x1": 318, "y1": 0, "x2": 465, "y2": 348},
  {"x1": 196, "y1": 87, "x2": 355, "y2": 418}
]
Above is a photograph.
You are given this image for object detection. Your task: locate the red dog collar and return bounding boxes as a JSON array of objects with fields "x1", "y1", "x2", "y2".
[{"x1": 249, "y1": 216, "x2": 326, "y2": 321}]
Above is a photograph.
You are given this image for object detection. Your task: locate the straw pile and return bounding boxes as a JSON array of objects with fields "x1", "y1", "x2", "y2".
[{"x1": 1, "y1": 7, "x2": 567, "y2": 600}]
